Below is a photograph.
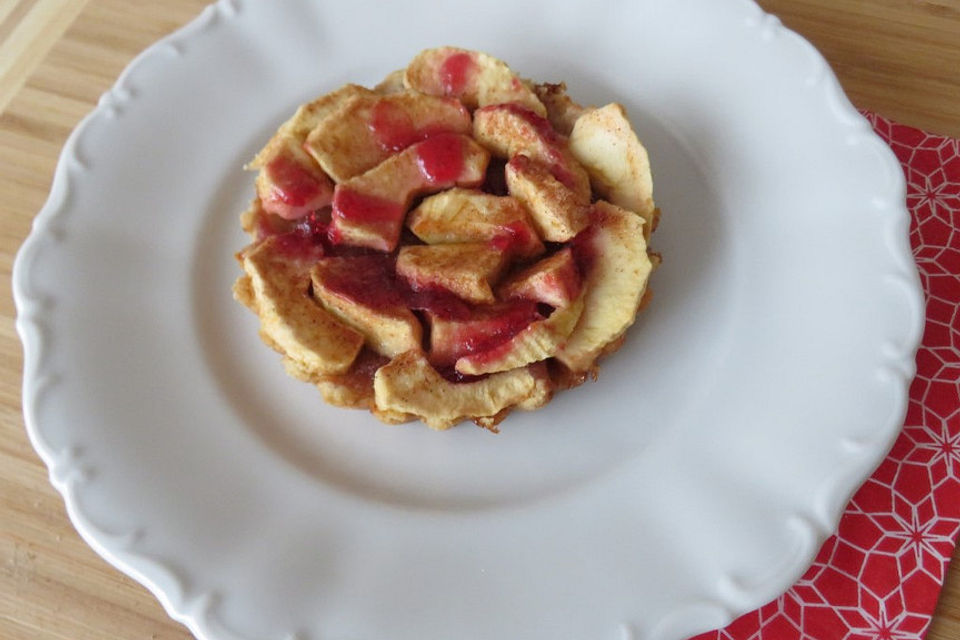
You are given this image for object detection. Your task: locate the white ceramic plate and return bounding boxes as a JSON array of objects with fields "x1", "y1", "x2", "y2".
[{"x1": 14, "y1": 1, "x2": 924, "y2": 639}]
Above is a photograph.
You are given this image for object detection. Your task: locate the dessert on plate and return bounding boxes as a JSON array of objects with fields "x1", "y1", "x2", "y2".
[{"x1": 234, "y1": 46, "x2": 660, "y2": 431}]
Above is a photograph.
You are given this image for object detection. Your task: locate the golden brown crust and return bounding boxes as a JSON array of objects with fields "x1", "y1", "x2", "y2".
[
  {"x1": 547, "y1": 359, "x2": 596, "y2": 391},
  {"x1": 232, "y1": 274, "x2": 256, "y2": 310},
  {"x1": 533, "y1": 82, "x2": 587, "y2": 136},
  {"x1": 315, "y1": 349, "x2": 390, "y2": 409},
  {"x1": 474, "y1": 408, "x2": 510, "y2": 433},
  {"x1": 375, "y1": 69, "x2": 406, "y2": 94}
]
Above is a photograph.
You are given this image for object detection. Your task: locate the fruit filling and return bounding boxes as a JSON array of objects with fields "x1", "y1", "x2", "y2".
[{"x1": 234, "y1": 47, "x2": 658, "y2": 430}]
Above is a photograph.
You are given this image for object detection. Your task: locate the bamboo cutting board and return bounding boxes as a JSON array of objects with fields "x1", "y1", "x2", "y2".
[{"x1": 1, "y1": 1, "x2": 959, "y2": 639}]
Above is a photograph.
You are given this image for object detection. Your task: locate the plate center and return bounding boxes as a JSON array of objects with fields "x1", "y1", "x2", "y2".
[{"x1": 192, "y1": 117, "x2": 732, "y2": 512}]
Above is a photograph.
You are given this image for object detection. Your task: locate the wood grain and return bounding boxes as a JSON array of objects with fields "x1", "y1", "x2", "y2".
[
  {"x1": 0, "y1": 0, "x2": 91, "y2": 114},
  {"x1": 757, "y1": 0, "x2": 960, "y2": 138},
  {"x1": 1, "y1": 2, "x2": 958, "y2": 639}
]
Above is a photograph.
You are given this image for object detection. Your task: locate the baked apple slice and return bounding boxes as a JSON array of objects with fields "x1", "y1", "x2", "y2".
[
  {"x1": 235, "y1": 236, "x2": 364, "y2": 379},
  {"x1": 396, "y1": 243, "x2": 509, "y2": 305},
  {"x1": 251, "y1": 135, "x2": 334, "y2": 220},
  {"x1": 251, "y1": 84, "x2": 375, "y2": 159},
  {"x1": 556, "y1": 201, "x2": 653, "y2": 372},
  {"x1": 569, "y1": 103, "x2": 656, "y2": 232},
  {"x1": 310, "y1": 256, "x2": 423, "y2": 358},
  {"x1": 426, "y1": 300, "x2": 542, "y2": 368},
  {"x1": 498, "y1": 247, "x2": 581, "y2": 308},
  {"x1": 505, "y1": 154, "x2": 589, "y2": 241},
  {"x1": 329, "y1": 133, "x2": 490, "y2": 252},
  {"x1": 305, "y1": 91, "x2": 471, "y2": 182},
  {"x1": 406, "y1": 188, "x2": 544, "y2": 259},
  {"x1": 248, "y1": 84, "x2": 373, "y2": 173},
  {"x1": 473, "y1": 103, "x2": 591, "y2": 198},
  {"x1": 404, "y1": 47, "x2": 546, "y2": 116},
  {"x1": 373, "y1": 350, "x2": 551, "y2": 430},
  {"x1": 247, "y1": 85, "x2": 373, "y2": 220},
  {"x1": 455, "y1": 291, "x2": 585, "y2": 375}
]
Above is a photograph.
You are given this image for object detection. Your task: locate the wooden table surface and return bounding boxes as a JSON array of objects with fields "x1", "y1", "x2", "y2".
[{"x1": 1, "y1": 1, "x2": 958, "y2": 638}]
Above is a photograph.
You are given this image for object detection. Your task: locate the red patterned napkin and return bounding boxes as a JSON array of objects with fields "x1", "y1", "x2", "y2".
[{"x1": 692, "y1": 114, "x2": 960, "y2": 639}]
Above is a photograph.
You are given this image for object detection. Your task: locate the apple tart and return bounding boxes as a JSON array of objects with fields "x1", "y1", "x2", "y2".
[{"x1": 233, "y1": 47, "x2": 659, "y2": 431}]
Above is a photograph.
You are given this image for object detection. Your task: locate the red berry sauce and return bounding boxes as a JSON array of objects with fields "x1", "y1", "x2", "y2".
[
  {"x1": 570, "y1": 223, "x2": 598, "y2": 277},
  {"x1": 490, "y1": 220, "x2": 536, "y2": 255},
  {"x1": 439, "y1": 52, "x2": 475, "y2": 97},
  {"x1": 369, "y1": 100, "x2": 420, "y2": 152},
  {"x1": 406, "y1": 285, "x2": 473, "y2": 321},
  {"x1": 329, "y1": 187, "x2": 406, "y2": 250},
  {"x1": 317, "y1": 254, "x2": 473, "y2": 322},
  {"x1": 265, "y1": 153, "x2": 324, "y2": 207},
  {"x1": 318, "y1": 255, "x2": 406, "y2": 308},
  {"x1": 332, "y1": 188, "x2": 405, "y2": 225},
  {"x1": 415, "y1": 133, "x2": 465, "y2": 185},
  {"x1": 457, "y1": 301, "x2": 541, "y2": 357},
  {"x1": 428, "y1": 300, "x2": 541, "y2": 368},
  {"x1": 369, "y1": 97, "x2": 470, "y2": 153}
]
